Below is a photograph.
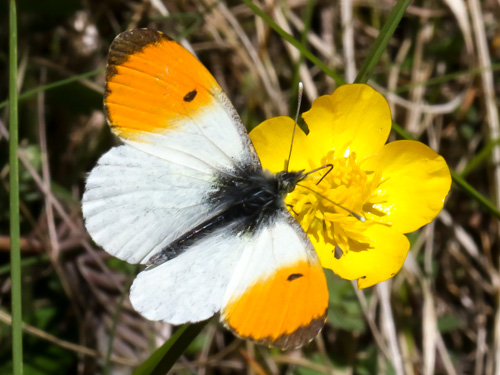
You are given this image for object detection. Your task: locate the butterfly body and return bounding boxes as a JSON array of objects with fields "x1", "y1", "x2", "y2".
[
  {"x1": 82, "y1": 29, "x2": 328, "y2": 350},
  {"x1": 149, "y1": 167, "x2": 304, "y2": 267}
]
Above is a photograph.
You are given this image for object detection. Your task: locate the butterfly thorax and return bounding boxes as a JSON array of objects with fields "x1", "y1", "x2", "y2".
[{"x1": 211, "y1": 166, "x2": 303, "y2": 222}]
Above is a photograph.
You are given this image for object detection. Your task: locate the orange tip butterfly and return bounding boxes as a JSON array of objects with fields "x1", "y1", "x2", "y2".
[{"x1": 82, "y1": 29, "x2": 328, "y2": 350}]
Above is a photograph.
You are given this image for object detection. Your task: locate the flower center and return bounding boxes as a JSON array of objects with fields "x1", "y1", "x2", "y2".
[{"x1": 286, "y1": 150, "x2": 386, "y2": 256}]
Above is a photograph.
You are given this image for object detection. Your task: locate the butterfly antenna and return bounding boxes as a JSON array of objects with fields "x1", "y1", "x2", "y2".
[
  {"x1": 296, "y1": 183, "x2": 366, "y2": 222},
  {"x1": 285, "y1": 82, "x2": 304, "y2": 172},
  {"x1": 299, "y1": 164, "x2": 334, "y2": 185}
]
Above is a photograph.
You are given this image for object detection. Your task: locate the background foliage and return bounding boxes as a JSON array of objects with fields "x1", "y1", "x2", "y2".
[{"x1": 1, "y1": 0, "x2": 500, "y2": 374}]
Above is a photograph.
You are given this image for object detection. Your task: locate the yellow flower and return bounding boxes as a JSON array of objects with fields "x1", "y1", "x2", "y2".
[{"x1": 250, "y1": 84, "x2": 451, "y2": 289}]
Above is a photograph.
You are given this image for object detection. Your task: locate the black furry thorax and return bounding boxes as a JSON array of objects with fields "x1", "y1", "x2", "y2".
[{"x1": 210, "y1": 165, "x2": 304, "y2": 230}]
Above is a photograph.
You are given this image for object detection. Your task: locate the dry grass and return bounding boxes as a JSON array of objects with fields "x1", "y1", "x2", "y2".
[{"x1": 1, "y1": 0, "x2": 500, "y2": 374}]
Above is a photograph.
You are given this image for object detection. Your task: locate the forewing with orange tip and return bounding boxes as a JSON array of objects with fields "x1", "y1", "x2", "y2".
[
  {"x1": 104, "y1": 29, "x2": 259, "y2": 171},
  {"x1": 83, "y1": 29, "x2": 261, "y2": 265}
]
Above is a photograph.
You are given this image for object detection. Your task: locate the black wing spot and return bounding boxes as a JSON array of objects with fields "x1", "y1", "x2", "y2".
[
  {"x1": 183, "y1": 90, "x2": 197, "y2": 102},
  {"x1": 287, "y1": 273, "x2": 303, "y2": 281}
]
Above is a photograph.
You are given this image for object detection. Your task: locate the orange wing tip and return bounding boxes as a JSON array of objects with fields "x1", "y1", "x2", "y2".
[
  {"x1": 106, "y1": 29, "x2": 170, "y2": 78},
  {"x1": 224, "y1": 310, "x2": 327, "y2": 350},
  {"x1": 104, "y1": 28, "x2": 220, "y2": 140},
  {"x1": 104, "y1": 29, "x2": 172, "y2": 135}
]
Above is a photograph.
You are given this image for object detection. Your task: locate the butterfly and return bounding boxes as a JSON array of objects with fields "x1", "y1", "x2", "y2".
[{"x1": 82, "y1": 29, "x2": 328, "y2": 350}]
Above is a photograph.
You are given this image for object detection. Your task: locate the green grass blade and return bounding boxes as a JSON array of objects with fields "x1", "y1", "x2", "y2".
[
  {"x1": 132, "y1": 320, "x2": 208, "y2": 375},
  {"x1": 0, "y1": 67, "x2": 104, "y2": 110},
  {"x1": 451, "y1": 171, "x2": 500, "y2": 218},
  {"x1": 355, "y1": 0, "x2": 412, "y2": 84},
  {"x1": 460, "y1": 137, "x2": 500, "y2": 178},
  {"x1": 391, "y1": 121, "x2": 417, "y2": 141},
  {"x1": 9, "y1": 0, "x2": 23, "y2": 374},
  {"x1": 241, "y1": 0, "x2": 345, "y2": 86},
  {"x1": 0, "y1": 254, "x2": 50, "y2": 276}
]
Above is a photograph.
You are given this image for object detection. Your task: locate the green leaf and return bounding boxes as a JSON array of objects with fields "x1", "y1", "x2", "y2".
[
  {"x1": 326, "y1": 271, "x2": 366, "y2": 333},
  {"x1": 438, "y1": 313, "x2": 464, "y2": 333}
]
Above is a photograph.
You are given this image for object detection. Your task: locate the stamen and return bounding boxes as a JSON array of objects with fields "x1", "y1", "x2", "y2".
[
  {"x1": 296, "y1": 183, "x2": 366, "y2": 222},
  {"x1": 284, "y1": 151, "x2": 385, "y2": 256}
]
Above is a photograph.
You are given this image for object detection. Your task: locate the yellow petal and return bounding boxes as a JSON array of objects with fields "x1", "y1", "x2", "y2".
[
  {"x1": 302, "y1": 84, "x2": 391, "y2": 162},
  {"x1": 361, "y1": 140, "x2": 451, "y2": 234},
  {"x1": 249, "y1": 116, "x2": 312, "y2": 173},
  {"x1": 313, "y1": 223, "x2": 410, "y2": 289}
]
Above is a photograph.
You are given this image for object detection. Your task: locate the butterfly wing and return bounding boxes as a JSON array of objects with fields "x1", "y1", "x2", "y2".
[
  {"x1": 221, "y1": 211, "x2": 328, "y2": 349},
  {"x1": 129, "y1": 224, "x2": 243, "y2": 324},
  {"x1": 82, "y1": 144, "x2": 224, "y2": 264},
  {"x1": 130, "y1": 210, "x2": 328, "y2": 349},
  {"x1": 83, "y1": 29, "x2": 260, "y2": 264},
  {"x1": 104, "y1": 29, "x2": 259, "y2": 170}
]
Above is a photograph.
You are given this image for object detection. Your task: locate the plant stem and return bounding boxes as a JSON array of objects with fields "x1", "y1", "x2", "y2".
[{"x1": 9, "y1": 0, "x2": 23, "y2": 374}]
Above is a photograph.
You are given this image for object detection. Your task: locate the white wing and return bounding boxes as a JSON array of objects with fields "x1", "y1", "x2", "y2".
[
  {"x1": 82, "y1": 145, "x2": 222, "y2": 264},
  {"x1": 129, "y1": 225, "x2": 242, "y2": 324}
]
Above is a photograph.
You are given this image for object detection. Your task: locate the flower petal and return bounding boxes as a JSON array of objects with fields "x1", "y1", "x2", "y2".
[
  {"x1": 313, "y1": 223, "x2": 410, "y2": 289},
  {"x1": 249, "y1": 116, "x2": 311, "y2": 173},
  {"x1": 302, "y1": 84, "x2": 391, "y2": 162},
  {"x1": 361, "y1": 140, "x2": 451, "y2": 234}
]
